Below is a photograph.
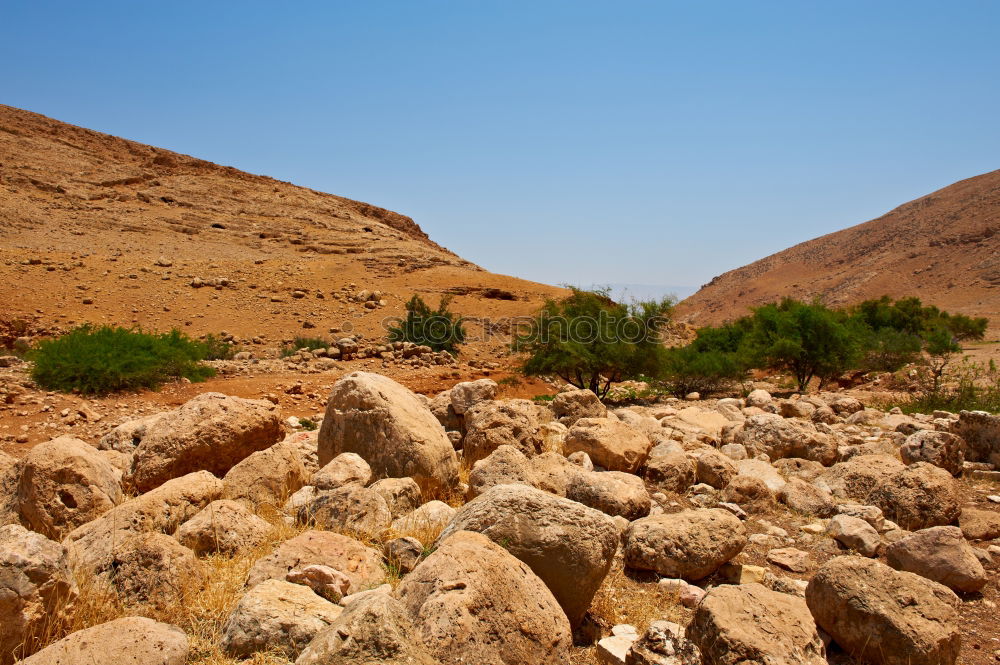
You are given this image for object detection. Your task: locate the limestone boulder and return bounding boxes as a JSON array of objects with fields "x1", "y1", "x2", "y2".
[
  {"x1": 695, "y1": 450, "x2": 736, "y2": 489},
  {"x1": 0, "y1": 525, "x2": 78, "y2": 663},
  {"x1": 959, "y1": 508, "x2": 1000, "y2": 541},
  {"x1": 735, "y1": 414, "x2": 837, "y2": 465},
  {"x1": 17, "y1": 436, "x2": 122, "y2": 540},
  {"x1": 449, "y1": 378, "x2": 498, "y2": 415},
  {"x1": 951, "y1": 410, "x2": 1000, "y2": 463},
  {"x1": 462, "y1": 399, "x2": 547, "y2": 463},
  {"x1": 318, "y1": 372, "x2": 459, "y2": 496},
  {"x1": 870, "y1": 462, "x2": 961, "y2": 530},
  {"x1": 313, "y1": 452, "x2": 371, "y2": 490},
  {"x1": 222, "y1": 438, "x2": 308, "y2": 508},
  {"x1": 394, "y1": 530, "x2": 572, "y2": 665},
  {"x1": 885, "y1": 526, "x2": 987, "y2": 592},
  {"x1": 530, "y1": 451, "x2": 579, "y2": 496},
  {"x1": 899, "y1": 430, "x2": 965, "y2": 476},
  {"x1": 64, "y1": 470, "x2": 222, "y2": 573},
  {"x1": 687, "y1": 583, "x2": 825, "y2": 665},
  {"x1": 822, "y1": 454, "x2": 905, "y2": 501},
  {"x1": 466, "y1": 445, "x2": 539, "y2": 499},
  {"x1": 19, "y1": 617, "x2": 188, "y2": 665},
  {"x1": 102, "y1": 532, "x2": 203, "y2": 608},
  {"x1": 566, "y1": 470, "x2": 651, "y2": 520},
  {"x1": 806, "y1": 557, "x2": 960, "y2": 665},
  {"x1": 221, "y1": 579, "x2": 342, "y2": 659},
  {"x1": 564, "y1": 417, "x2": 651, "y2": 473},
  {"x1": 246, "y1": 530, "x2": 384, "y2": 592},
  {"x1": 436, "y1": 484, "x2": 619, "y2": 626},
  {"x1": 128, "y1": 392, "x2": 283, "y2": 492},
  {"x1": 644, "y1": 444, "x2": 695, "y2": 493},
  {"x1": 551, "y1": 388, "x2": 606, "y2": 426},
  {"x1": 778, "y1": 478, "x2": 835, "y2": 517},
  {"x1": 298, "y1": 484, "x2": 391, "y2": 538},
  {"x1": 370, "y1": 477, "x2": 423, "y2": 518},
  {"x1": 624, "y1": 510, "x2": 747, "y2": 580},
  {"x1": 176, "y1": 499, "x2": 272, "y2": 554},
  {"x1": 296, "y1": 593, "x2": 441, "y2": 665}
]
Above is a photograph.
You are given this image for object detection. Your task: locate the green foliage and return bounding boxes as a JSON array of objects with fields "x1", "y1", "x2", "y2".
[
  {"x1": 30, "y1": 325, "x2": 215, "y2": 395},
  {"x1": 280, "y1": 337, "x2": 330, "y2": 357},
  {"x1": 856, "y1": 327, "x2": 922, "y2": 372},
  {"x1": 891, "y1": 359, "x2": 1000, "y2": 414},
  {"x1": 660, "y1": 345, "x2": 747, "y2": 396},
  {"x1": 514, "y1": 288, "x2": 675, "y2": 398},
  {"x1": 742, "y1": 298, "x2": 862, "y2": 391},
  {"x1": 298, "y1": 417, "x2": 318, "y2": 431},
  {"x1": 852, "y1": 296, "x2": 987, "y2": 342},
  {"x1": 388, "y1": 295, "x2": 466, "y2": 353},
  {"x1": 199, "y1": 333, "x2": 236, "y2": 360}
]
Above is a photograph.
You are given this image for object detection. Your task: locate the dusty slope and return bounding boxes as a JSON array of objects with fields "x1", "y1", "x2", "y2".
[
  {"x1": 0, "y1": 104, "x2": 564, "y2": 347},
  {"x1": 677, "y1": 169, "x2": 1000, "y2": 328}
]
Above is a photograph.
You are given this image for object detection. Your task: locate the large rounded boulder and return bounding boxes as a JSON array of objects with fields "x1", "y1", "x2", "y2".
[
  {"x1": 395, "y1": 530, "x2": 572, "y2": 665},
  {"x1": 16, "y1": 436, "x2": 122, "y2": 540},
  {"x1": 564, "y1": 417, "x2": 651, "y2": 473},
  {"x1": 436, "y1": 484, "x2": 619, "y2": 626},
  {"x1": 462, "y1": 399, "x2": 548, "y2": 463},
  {"x1": 624, "y1": 509, "x2": 747, "y2": 580},
  {"x1": 128, "y1": 393, "x2": 284, "y2": 492},
  {"x1": 735, "y1": 413, "x2": 837, "y2": 465},
  {"x1": 869, "y1": 462, "x2": 961, "y2": 530},
  {"x1": 806, "y1": 556, "x2": 960, "y2": 665},
  {"x1": 18, "y1": 617, "x2": 188, "y2": 665},
  {"x1": 246, "y1": 530, "x2": 384, "y2": 592},
  {"x1": 884, "y1": 526, "x2": 987, "y2": 592},
  {"x1": 318, "y1": 372, "x2": 459, "y2": 496}
]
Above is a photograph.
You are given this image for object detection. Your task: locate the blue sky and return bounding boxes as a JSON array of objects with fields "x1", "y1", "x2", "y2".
[{"x1": 3, "y1": 1, "x2": 999, "y2": 297}]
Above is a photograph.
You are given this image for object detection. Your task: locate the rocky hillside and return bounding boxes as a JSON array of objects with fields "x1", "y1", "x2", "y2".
[
  {"x1": 0, "y1": 105, "x2": 563, "y2": 346},
  {"x1": 677, "y1": 170, "x2": 1000, "y2": 328}
]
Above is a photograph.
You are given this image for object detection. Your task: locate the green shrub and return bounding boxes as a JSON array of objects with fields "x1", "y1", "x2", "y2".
[
  {"x1": 388, "y1": 295, "x2": 466, "y2": 353},
  {"x1": 280, "y1": 337, "x2": 330, "y2": 358},
  {"x1": 514, "y1": 288, "x2": 674, "y2": 398},
  {"x1": 30, "y1": 325, "x2": 215, "y2": 395},
  {"x1": 298, "y1": 417, "x2": 318, "y2": 431},
  {"x1": 199, "y1": 333, "x2": 236, "y2": 360},
  {"x1": 659, "y1": 346, "x2": 746, "y2": 396}
]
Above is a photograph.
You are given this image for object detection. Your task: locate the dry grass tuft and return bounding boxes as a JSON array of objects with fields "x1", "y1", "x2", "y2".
[
  {"x1": 29, "y1": 510, "x2": 308, "y2": 665},
  {"x1": 588, "y1": 565, "x2": 685, "y2": 634}
]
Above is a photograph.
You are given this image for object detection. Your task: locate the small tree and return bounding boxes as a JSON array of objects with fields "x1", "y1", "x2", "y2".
[
  {"x1": 388, "y1": 294, "x2": 466, "y2": 353},
  {"x1": 922, "y1": 327, "x2": 961, "y2": 393},
  {"x1": 513, "y1": 288, "x2": 674, "y2": 398},
  {"x1": 743, "y1": 299, "x2": 861, "y2": 391}
]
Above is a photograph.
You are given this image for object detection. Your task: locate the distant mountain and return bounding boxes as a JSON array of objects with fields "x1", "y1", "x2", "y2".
[{"x1": 676, "y1": 170, "x2": 1000, "y2": 329}]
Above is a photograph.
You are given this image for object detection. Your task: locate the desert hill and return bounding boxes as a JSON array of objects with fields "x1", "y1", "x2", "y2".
[
  {"x1": 676, "y1": 169, "x2": 1000, "y2": 329},
  {"x1": 0, "y1": 105, "x2": 564, "y2": 349}
]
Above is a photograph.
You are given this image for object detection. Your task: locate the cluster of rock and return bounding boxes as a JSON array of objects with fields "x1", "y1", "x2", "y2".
[
  {"x1": 282, "y1": 336, "x2": 457, "y2": 370},
  {"x1": 2, "y1": 374, "x2": 998, "y2": 665}
]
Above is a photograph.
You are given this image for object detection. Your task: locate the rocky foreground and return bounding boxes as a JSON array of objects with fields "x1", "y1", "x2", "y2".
[{"x1": 2, "y1": 373, "x2": 1000, "y2": 665}]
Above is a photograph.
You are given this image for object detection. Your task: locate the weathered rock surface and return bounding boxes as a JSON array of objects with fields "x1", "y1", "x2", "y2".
[
  {"x1": 64, "y1": 470, "x2": 222, "y2": 573},
  {"x1": 899, "y1": 430, "x2": 965, "y2": 476},
  {"x1": 295, "y1": 593, "x2": 441, "y2": 665},
  {"x1": 222, "y1": 438, "x2": 308, "y2": 508},
  {"x1": 624, "y1": 510, "x2": 747, "y2": 580},
  {"x1": 370, "y1": 477, "x2": 423, "y2": 518},
  {"x1": 102, "y1": 532, "x2": 203, "y2": 608},
  {"x1": 884, "y1": 526, "x2": 987, "y2": 592},
  {"x1": 318, "y1": 372, "x2": 459, "y2": 495},
  {"x1": 806, "y1": 557, "x2": 960, "y2": 665},
  {"x1": 551, "y1": 389, "x2": 607, "y2": 426},
  {"x1": 644, "y1": 444, "x2": 695, "y2": 493},
  {"x1": 564, "y1": 417, "x2": 651, "y2": 473},
  {"x1": 687, "y1": 583, "x2": 826, "y2": 665},
  {"x1": 17, "y1": 436, "x2": 122, "y2": 540},
  {"x1": 0, "y1": 524, "x2": 78, "y2": 663},
  {"x1": 19, "y1": 617, "x2": 188, "y2": 665},
  {"x1": 778, "y1": 478, "x2": 835, "y2": 517},
  {"x1": 449, "y1": 379, "x2": 498, "y2": 415},
  {"x1": 735, "y1": 414, "x2": 837, "y2": 465},
  {"x1": 870, "y1": 462, "x2": 961, "y2": 530},
  {"x1": 959, "y1": 508, "x2": 1000, "y2": 541},
  {"x1": 298, "y1": 484, "x2": 392, "y2": 538},
  {"x1": 246, "y1": 530, "x2": 384, "y2": 592},
  {"x1": 462, "y1": 399, "x2": 547, "y2": 463},
  {"x1": 566, "y1": 470, "x2": 651, "y2": 520},
  {"x1": 128, "y1": 392, "x2": 283, "y2": 492},
  {"x1": 221, "y1": 579, "x2": 342, "y2": 659},
  {"x1": 176, "y1": 499, "x2": 272, "y2": 554},
  {"x1": 695, "y1": 450, "x2": 736, "y2": 489},
  {"x1": 466, "y1": 445, "x2": 538, "y2": 499},
  {"x1": 436, "y1": 484, "x2": 619, "y2": 626},
  {"x1": 312, "y1": 452, "x2": 372, "y2": 490},
  {"x1": 395, "y1": 530, "x2": 572, "y2": 665}
]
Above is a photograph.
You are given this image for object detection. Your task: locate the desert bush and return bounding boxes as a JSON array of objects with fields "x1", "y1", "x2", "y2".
[
  {"x1": 388, "y1": 294, "x2": 466, "y2": 353},
  {"x1": 659, "y1": 346, "x2": 746, "y2": 396},
  {"x1": 29, "y1": 325, "x2": 215, "y2": 394},
  {"x1": 280, "y1": 336, "x2": 330, "y2": 357},
  {"x1": 199, "y1": 333, "x2": 236, "y2": 360},
  {"x1": 513, "y1": 288, "x2": 674, "y2": 398}
]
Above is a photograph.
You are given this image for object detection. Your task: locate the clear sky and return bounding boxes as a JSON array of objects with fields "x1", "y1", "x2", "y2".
[{"x1": 3, "y1": 1, "x2": 998, "y2": 296}]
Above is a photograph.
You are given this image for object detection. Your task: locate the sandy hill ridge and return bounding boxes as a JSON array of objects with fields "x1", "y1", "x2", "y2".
[
  {"x1": 677, "y1": 169, "x2": 1000, "y2": 330},
  {"x1": 0, "y1": 104, "x2": 564, "y2": 347}
]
